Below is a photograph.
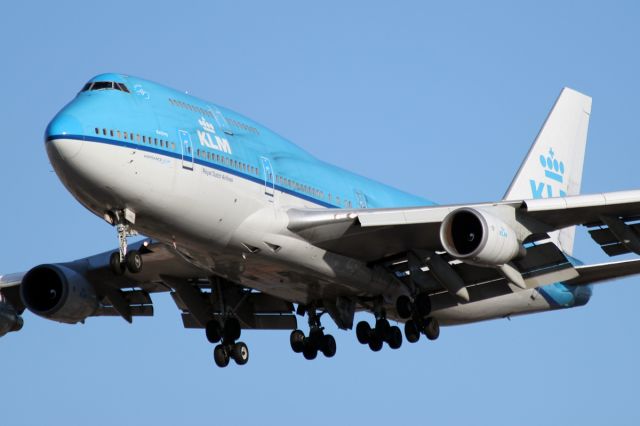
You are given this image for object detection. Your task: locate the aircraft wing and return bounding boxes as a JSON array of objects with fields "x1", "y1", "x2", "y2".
[
  {"x1": 566, "y1": 259, "x2": 640, "y2": 286},
  {"x1": 288, "y1": 189, "x2": 640, "y2": 261},
  {"x1": 0, "y1": 239, "x2": 297, "y2": 331},
  {"x1": 287, "y1": 189, "x2": 640, "y2": 297}
]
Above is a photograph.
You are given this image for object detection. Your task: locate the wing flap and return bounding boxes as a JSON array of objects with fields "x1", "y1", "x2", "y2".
[{"x1": 566, "y1": 259, "x2": 640, "y2": 286}]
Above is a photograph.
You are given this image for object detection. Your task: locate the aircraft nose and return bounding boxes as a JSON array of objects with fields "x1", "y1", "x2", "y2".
[
  {"x1": 45, "y1": 113, "x2": 84, "y2": 160},
  {"x1": 45, "y1": 112, "x2": 83, "y2": 138}
]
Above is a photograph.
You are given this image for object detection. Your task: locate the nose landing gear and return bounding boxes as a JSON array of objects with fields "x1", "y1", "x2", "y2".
[{"x1": 107, "y1": 210, "x2": 143, "y2": 276}]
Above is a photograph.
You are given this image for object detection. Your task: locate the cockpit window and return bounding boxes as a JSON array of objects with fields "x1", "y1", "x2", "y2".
[
  {"x1": 91, "y1": 81, "x2": 114, "y2": 91},
  {"x1": 80, "y1": 81, "x2": 130, "y2": 93},
  {"x1": 115, "y1": 82, "x2": 130, "y2": 93}
]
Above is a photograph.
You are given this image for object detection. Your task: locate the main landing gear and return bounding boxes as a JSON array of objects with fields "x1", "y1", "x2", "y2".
[
  {"x1": 290, "y1": 308, "x2": 337, "y2": 360},
  {"x1": 396, "y1": 293, "x2": 440, "y2": 343},
  {"x1": 108, "y1": 211, "x2": 143, "y2": 276},
  {"x1": 206, "y1": 317, "x2": 250, "y2": 367},
  {"x1": 355, "y1": 314, "x2": 403, "y2": 352}
]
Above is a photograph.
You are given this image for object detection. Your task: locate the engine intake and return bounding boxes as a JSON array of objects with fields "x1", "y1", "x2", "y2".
[
  {"x1": 440, "y1": 208, "x2": 523, "y2": 266},
  {"x1": 20, "y1": 264, "x2": 98, "y2": 324}
]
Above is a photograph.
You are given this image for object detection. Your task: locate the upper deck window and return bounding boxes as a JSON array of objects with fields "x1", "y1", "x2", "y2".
[{"x1": 81, "y1": 81, "x2": 130, "y2": 93}]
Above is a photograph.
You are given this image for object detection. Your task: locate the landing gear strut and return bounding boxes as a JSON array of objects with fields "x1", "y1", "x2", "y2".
[
  {"x1": 108, "y1": 211, "x2": 143, "y2": 275},
  {"x1": 395, "y1": 293, "x2": 440, "y2": 343},
  {"x1": 290, "y1": 307, "x2": 337, "y2": 360},
  {"x1": 355, "y1": 307, "x2": 403, "y2": 351},
  {"x1": 206, "y1": 317, "x2": 249, "y2": 368}
]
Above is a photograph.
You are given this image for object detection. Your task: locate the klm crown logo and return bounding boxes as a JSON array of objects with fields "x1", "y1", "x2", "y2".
[
  {"x1": 530, "y1": 148, "x2": 567, "y2": 199},
  {"x1": 198, "y1": 117, "x2": 216, "y2": 134},
  {"x1": 539, "y1": 148, "x2": 565, "y2": 183}
]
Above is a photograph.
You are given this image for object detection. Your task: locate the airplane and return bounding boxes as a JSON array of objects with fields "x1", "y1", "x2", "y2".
[{"x1": 2, "y1": 73, "x2": 640, "y2": 368}]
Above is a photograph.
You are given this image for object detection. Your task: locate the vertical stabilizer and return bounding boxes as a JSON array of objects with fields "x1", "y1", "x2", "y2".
[{"x1": 503, "y1": 88, "x2": 592, "y2": 255}]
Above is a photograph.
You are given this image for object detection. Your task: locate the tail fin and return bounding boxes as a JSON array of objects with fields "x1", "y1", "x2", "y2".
[{"x1": 503, "y1": 87, "x2": 592, "y2": 255}]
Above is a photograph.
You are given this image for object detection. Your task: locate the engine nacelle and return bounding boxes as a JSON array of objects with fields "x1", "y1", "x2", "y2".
[
  {"x1": 440, "y1": 208, "x2": 523, "y2": 266},
  {"x1": 0, "y1": 301, "x2": 23, "y2": 337},
  {"x1": 20, "y1": 264, "x2": 98, "y2": 324}
]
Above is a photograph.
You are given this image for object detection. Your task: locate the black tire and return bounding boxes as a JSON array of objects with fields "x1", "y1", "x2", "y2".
[
  {"x1": 356, "y1": 321, "x2": 371, "y2": 344},
  {"x1": 290, "y1": 329, "x2": 305, "y2": 353},
  {"x1": 321, "y1": 334, "x2": 337, "y2": 358},
  {"x1": 109, "y1": 252, "x2": 125, "y2": 276},
  {"x1": 302, "y1": 341, "x2": 318, "y2": 360},
  {"x1": 415, "y1": 292, "x2": 432, "y2": 317},
  {"x1": 396, "y1": 295, "x2": 413, "y2": 319},
  {"x1": 375, "y1": 318, "x2": 390, "y2": 337},
  {"x1": 213, "y1": 344, "x2": 229, "y2": 367},
  {"x1": 125, "y1": 250, "x2": 143, "y2": 273},
  {"x1": 205, "y1": 320, "x2": 222, "y2": 344},
  {"x1": 224, "y1": 317, "x2": 241, "y2": 342},
  {"x1": 231, "y1": 342, "x2": 249, "y2": 365},
  {"x1": 404, "y1": 320, "x2": 420, "y2": 343},
  {"x1": 424, "y1": 317, "x2": 440, "y2": 341},
  {"x1": 308, "y1": 329, "x2": 324, "y2": 349},
  {"x1": 368, "y1": 334, "x2": 383, "y2": 352},
  {"x1": 388, "y1": 326, "x2": 403, "y2": 350}
]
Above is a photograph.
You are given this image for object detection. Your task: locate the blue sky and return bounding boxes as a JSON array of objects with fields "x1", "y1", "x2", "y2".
[{"x1": 2, "y1": 1, "x2": 640, "y2": 424}]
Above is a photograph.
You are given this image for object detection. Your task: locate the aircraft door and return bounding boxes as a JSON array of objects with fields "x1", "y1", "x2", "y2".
[
  {"x1": 354, "y1": 190, "x2": 368, "y2": 208},
  {"x1": 178, "y1": 130, "x2": 194, "y2": 170},
  {"x1": 261, "y1": 157, "x2": 275, "y2": 198},
  {"x1": 209, "y1": 107, "x2": 233, "y2": 136}
]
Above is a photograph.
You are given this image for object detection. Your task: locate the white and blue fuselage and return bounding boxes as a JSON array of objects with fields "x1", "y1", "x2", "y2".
[{"x1": 45, "y1": 73, "x2": 591, "y2": 325}]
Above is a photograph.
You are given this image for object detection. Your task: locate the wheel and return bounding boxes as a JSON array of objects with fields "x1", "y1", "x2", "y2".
[
  {"x1": 308, "y1": 329, "x2": 324, "y2": 348},
  {"x1": 223, "y1": 317, "x2": 241, "y2": 341},
  {"x1": 415, "y1": 292, "x2": 432, "y2": 317},
  {"x1": 375, "y1": 318, "x2": 390, "y2": 336},
  {"x1": 424, "y1": 317, "x2": 440, "y2": 341},
  {"x1": 124, "y1": 250, "x2": 143, "y2": 273},
  {"x1": 109, "y1": 252, "x2": 125, "y2": 276},
  {"x1": 231, "y1": 342, "x2": 249, "y2": 365},
  {"x1": 387, "y1": 326, "x2": 403, "y2": 349},
  {"x1": 396, "y1": 295, "x2": 413, "y2": 319},
  {"x1": 356, "y1": 321, "x2": 371, "y2": 344},
  {"x1": 321, "y1": 334, "x2": 337, "y2": 358},
  {"x1": 290, "y1": 329, "x2": 305, "y2": 353},
  {"x1": 368, "y1": 334, "x2": 383, "y2": 352},
  {"x1": 205, "y1": 320, "x2": 222, "y2": 343},
  {"x1": 404, "y1": 320, "x2": 420, "y2": 343},
  {"x1": 302, "y1": 341, "x2": 318, "y2": 360},
  {"x1": 213, "y1": 344, "x2": 229, "y2": 367}
]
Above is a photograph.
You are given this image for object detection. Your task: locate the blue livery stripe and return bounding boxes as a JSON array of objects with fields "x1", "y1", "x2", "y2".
[{"x1": 47, "y1": 134, "x2": 338, "y2": 209}]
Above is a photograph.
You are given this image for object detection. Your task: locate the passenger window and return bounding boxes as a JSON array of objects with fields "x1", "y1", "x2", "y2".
[
  {"x1": 110, "y1": 130, "x2": 114, "y2": 137},
  {"x1": 124, "y1": 131, "x2": 128, "y2": 139},
  {"x1": 102, "y1": 128, "x2": 107, "y2": 135},
  {"x1": 117, "y1": 130, "x2": 122, "y2": 138},
  {"x1": 94, "y1": 128, "x2": 99, "y2": 134}
]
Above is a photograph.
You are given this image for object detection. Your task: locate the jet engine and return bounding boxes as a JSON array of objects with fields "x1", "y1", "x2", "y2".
[
  {"x1": 440, "y1": 208, "x2": 523, "y2": 266},
  {"x1": 20, "y1": 264, "x2": 98, "y2": 324}
]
